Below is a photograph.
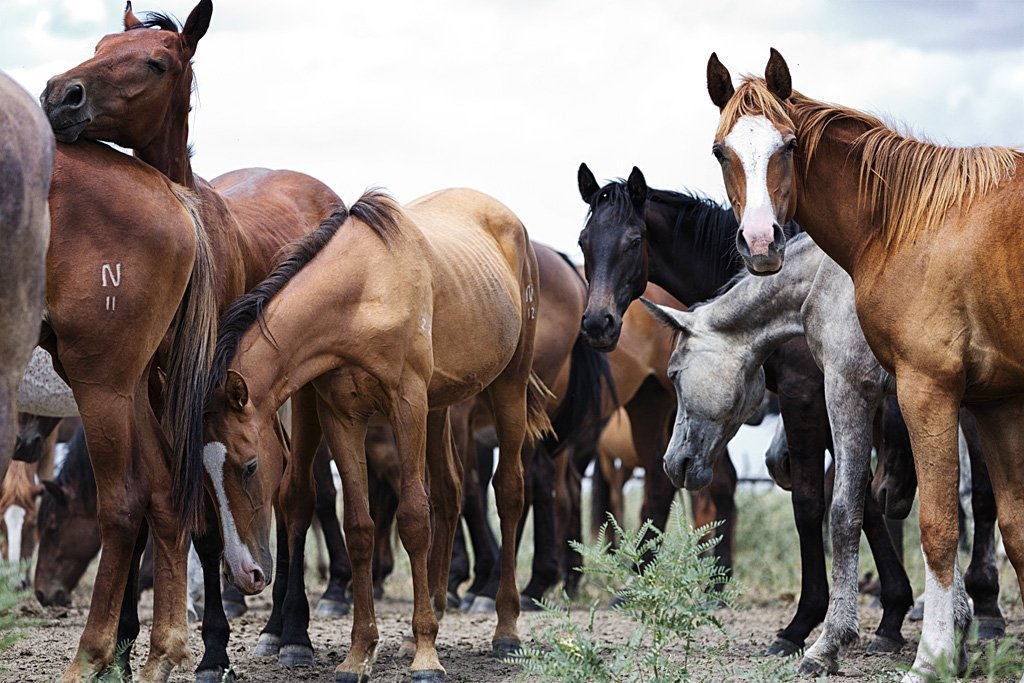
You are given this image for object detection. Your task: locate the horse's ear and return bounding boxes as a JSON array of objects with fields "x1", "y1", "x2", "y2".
[
  {"x1": 183, "y1": 0, "x2": 213, "y2": 54},
  {"x1": 123, "y1": 1, "x2": 144, "y2": 30},
  {"x1": 765, "y1": 48, "x2": 792, "y2": 101},
  {"x1": 578, "y1": 163, "x2": 600, "y2": 204},
  {"x1": 225, "y1": 370, "x2": 249, "y2": 411},
  {"x1": 42, "y1": 480, "x2": 68, "y2": 506},
  {"x1": 640, "y1": 298, "x2": 692, "y2": 334},
  {"x1": 707, "y1": 52, "x2": 735, "y2": 110},
  {"x1": 627, "y1": 167, "x2": 648, "y2": 211}
]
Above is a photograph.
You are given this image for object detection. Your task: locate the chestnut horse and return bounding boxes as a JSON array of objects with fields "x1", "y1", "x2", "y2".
[
  {"x1": 41, "y1": 3, "x2": 344, "y2": 679},
  {"x1": 0, "y1": 71, "x2": 54, "y2": 486},
  {"x1": 203, "y1": 189, "x2": 547, "y2": 681},
  {"x1": 707, "y1": 49, "x2": 1024, "y2": 682}
]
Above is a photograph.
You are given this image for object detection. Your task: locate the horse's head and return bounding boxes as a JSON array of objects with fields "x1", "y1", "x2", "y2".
[
  {"x1": 203, "y1": 369, "x2": 280, "y2": 595},
  {"x1": 707, "y1": 49, "x2": 796, "y2": 276},
  {"x1": 764, "y1": 415, "x2": 791, "y2": 491},
  {"x1": 642, "y1": 299, "x2": 766, "y2": 490},
  {"x1": 35, "y1": 479, "x2": 100, "y2": 607},
  {"x1": 871, "y1": 397, "x2": 917, "y2": 520},
  {"x1": 40, "y1": 0, "x2": 211, "y2": 146},
  {"x1": 577, "y1": 164, "x2": 650, "y2": 351},
  {"x1": 13, "y1": 413, "x2": 62, "y2": 464}
]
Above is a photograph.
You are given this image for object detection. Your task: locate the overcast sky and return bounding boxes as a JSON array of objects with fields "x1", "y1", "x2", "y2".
[{"x1": 2, "y1": 0, "x2": 1022, "y2": 259}]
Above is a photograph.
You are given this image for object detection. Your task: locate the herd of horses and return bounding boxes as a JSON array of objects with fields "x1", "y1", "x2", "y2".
[{"x1": 1, "y1": 3, "x2": 1022, "y2": 682}]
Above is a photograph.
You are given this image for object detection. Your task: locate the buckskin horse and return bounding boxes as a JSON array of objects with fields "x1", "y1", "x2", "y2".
[
  {"x1": 0, "y1": 70, "x2": 53, "y2": 486},
  {"x1": 40, "y1": 3, "x2": 345, "y2": 679},
  {"x1": 203, "y1": 189, "x2": 549, "y2": 682},
  {"x1": 706, "y1": 48, "x2": 1024, "y2": 682}
]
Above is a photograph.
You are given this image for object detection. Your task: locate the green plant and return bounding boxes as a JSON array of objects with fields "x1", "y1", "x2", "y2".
[
  {"x1": 907, "y1": 628, "x2": 1024, "y2": 683},
  {"x1": 0, "y1": 563, "x2": 29, "y2": 657},
  {"x1": 509, "y1": 504, "x2": 737, "y2": 682}
]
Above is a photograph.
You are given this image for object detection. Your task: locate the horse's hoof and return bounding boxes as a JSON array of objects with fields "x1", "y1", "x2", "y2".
[
  {"x1": 196, "y1": 667, "x2": 235, "y2": 683},
  {"x1": 458, "y1": 593, "x2": 476, "y2": 612},
  {"x1": 468, "y1": 596, "x2": 496, "y2": 613},
  {"x1": 492, "y1": 637, "x2": 521, "y2": 658},
  {"x1": 398, "y1": 635, "x2": 417, "y2": 659},
  {"x1": 315, "y1": 598, "x2": 351, "y2": 618},
  {"x1": 520, "y1": 595, "x2": 542, "y2": 612},
  {"x1": 411, "y1": 670, "x2": 446, "y2": 682},
  {"x1": 253, "y1": 633, "x2": 281, "y2": 658},
  {"x1": 798, "y1": 655, "x2": 837, "y2": 676},
  {"x1": 373, "y1": 585, "x2": 384, "y2": 600},
  {"x1": 335, "y1": 673, "x2": 369, "y2": 683},
  {"x1": 223, "y1": 600, "x2": 248, "y2": 620},
  {"x1": 867, "y1": 634, "x2": 905, "y2": 653},
  {"x1": 976, "y1": 615, "x2": 1006, "y2": 640},
  {"x1": 279, "y1": 644, "x2": 315, "y2": 668},
  {"x1": 446, "y1": 591, "x2": 461, "y2": 610},
  {"x1": 764, "y1": 637, "x2": 802, "y2": 656}
]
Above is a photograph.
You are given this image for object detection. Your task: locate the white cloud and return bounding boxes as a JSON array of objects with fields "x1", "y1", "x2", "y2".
[{"x1": 3, "y1": 0, "x2": 1022, "y2": 260}]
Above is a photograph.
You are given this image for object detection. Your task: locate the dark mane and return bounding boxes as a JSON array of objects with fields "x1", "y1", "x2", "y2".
[
  {"x1": 207, "y1": 190, "x2": 403, "y2": 404},
  {"x1": 138, "y1": 11, "x2": 180, "y2": 32},
  {"x1": 586, "y1": 179, "x2": 643, "y2": 229},
  {"x1": 56, "y1": 427, "x2": 96, "y2": 509}
]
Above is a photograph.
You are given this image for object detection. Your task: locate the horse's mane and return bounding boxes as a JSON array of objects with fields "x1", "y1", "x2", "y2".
[
  {"x1": 56, "y1": 427, "x2": 97, "y2": 509},
  {"x1": 649, "y1": 188, "x2": 742, "y2": 279},
  {"x1": 586, "y1": 179, "x2": 643, "y2": 230},
  {"x1": 123, "y1": 12, "x2": 180, "y2": 32},
  {"x1": 207, "y1": 190, "x2": 402, "y2": 405},
  {"x1": 720, "y1": 76, "x2": 1020, "y2": 250}
]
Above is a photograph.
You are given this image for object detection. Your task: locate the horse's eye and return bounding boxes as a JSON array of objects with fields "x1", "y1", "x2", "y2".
[
  {"x1": 627, "y1": 237, "x2": 642, "y2": 252},
  {"x1": 784, "y1": 138, "x2": 798, "y2": 154},
  {"x1": 243, "y1": 459, "x2": 258, "y2": 478},
  {"x1": 712, "y1": 145, "x2": 726, "y2": 162},
  {"x1": 147, "y1": 59, "x2": 167, "y2": 74}
]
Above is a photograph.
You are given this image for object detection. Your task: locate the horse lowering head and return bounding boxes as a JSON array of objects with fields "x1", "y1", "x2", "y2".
[
  {"x1": 577, "y1": 164, "x2": 650, "y2": 350},
  {"x1": 13, "y1": 413, "x2": 63, "y2": 464},
  {"x1": 203, "y1": 370, "x2": 280, "y2": 595},
  {"x1": 641, "y1": 300, "x2": 765, "y2": 490},
  {"x1": 34, "y1": 427, "x2": 101, "y2": 606},
  {"x1": 40, "y1": 0, "x2": 211, "y2": 145},
  {"x1": 0, "y1": 462, "x2": 43, "y2": 576},
  {"x1": 871, "y1": 397, "x2": 917, "y2": 520},
  {"x1": 706, "y1": 49, "x2": 795, "y2": 275}
]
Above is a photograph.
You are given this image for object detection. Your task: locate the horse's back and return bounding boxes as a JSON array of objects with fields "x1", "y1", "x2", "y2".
[{"x1": 404, "y1": 189, "x2": 534, "y2": 400}]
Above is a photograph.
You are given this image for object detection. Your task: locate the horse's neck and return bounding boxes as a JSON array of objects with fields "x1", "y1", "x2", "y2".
[
  {"x1": 645, "y1": 199, "x2": 738, "y2": 306},
  {"x1": 792, "y1": 115, "x2": 878, "y2": 274},
  {"x1": 699, "y1": 236, "x2": 824, "y2": 363},
  {"x1": 134, "y1": 83, "x2": 195, "y2": 188}
]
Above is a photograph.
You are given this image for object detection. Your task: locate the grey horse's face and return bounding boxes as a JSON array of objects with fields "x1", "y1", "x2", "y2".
[{"x1": 643, "y1": 300, "x2": 766, "y2": 490}]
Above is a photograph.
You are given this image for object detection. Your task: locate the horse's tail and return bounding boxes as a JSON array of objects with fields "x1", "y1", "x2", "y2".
[
  {"x1": 164, "y1": 185, "x2": 218, "y2": 536},
  {"x1": 525, "y1": 370, "x2": 556, "y2": 444},
  {"x1": 543, "y1": 332, "x2": 616, "y2": 452}
]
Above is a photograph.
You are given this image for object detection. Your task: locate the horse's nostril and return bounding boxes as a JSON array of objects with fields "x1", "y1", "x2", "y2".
[
  {"x1": 252, "y1": 567, "x2": 265, "y2": 586},
  {"x1": 63, "y1": 83, "x2": 84, "y2": 108}
]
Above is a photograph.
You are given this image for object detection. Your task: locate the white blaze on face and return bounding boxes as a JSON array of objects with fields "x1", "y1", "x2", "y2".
[
  {"x1": 202, "y1": 442, "x2": 256, "y2": 578},
  {"x1": 724, "y1": 115, "x2": 784, "y2": 256},
  {"x1": 3, "y1": 505, "x2": 26, "y2": 564}
]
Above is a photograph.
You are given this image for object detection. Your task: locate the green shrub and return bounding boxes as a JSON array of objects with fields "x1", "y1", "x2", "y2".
[{"x1": 509, "y1": 505, "x2": 737, "y2": 682}]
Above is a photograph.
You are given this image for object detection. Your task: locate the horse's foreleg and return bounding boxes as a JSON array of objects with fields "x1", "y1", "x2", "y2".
[
  {"x1": 898, "y1": 373, "x2": 966, "y2": 683},
  {"x1": 521, "y1": 444, "x2": 559, "y2": 606},
  {"x1": 862, "y1": 481, "x2": 913, "y2": 649},
  {"x1": 114, "y1": 521, "x2": 149, "y2": 676},
  {"x1": 193, "y1": 516, "x2": 233, "y2": 682},
  {"x1": 312, "y1": 438, "x2": 352, "y2": 618}
]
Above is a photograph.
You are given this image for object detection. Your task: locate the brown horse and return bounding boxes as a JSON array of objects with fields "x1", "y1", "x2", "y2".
[
  {"x1": 203, "y1": 189, "x2": 547, "y2": 681},
  {"x1": 0, "y1": 70, "x2": 54, "y2": 486},
  {"x1": 40, "y1": 3, "x2": 345, "y2": 679},
  {"x1": 707, "y1": 49, "x2": 1024, "y2": 681}
]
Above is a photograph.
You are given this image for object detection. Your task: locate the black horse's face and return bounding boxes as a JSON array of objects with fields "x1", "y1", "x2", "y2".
[{"x1": 577, "y1": 164, "x2": 649, "y2": 351}]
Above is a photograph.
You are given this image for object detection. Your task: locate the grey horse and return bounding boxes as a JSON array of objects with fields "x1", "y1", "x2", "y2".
[
  {"x1": 644, "y1": 233, "x2": 923, "y2": 675},
  {"x1": 0, "y1": 71, "x2": 55, "y2": 484}
]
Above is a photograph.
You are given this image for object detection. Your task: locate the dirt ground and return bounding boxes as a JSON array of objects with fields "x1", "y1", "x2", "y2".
[{"x1": 4, "y1": 582, "x2": 1023, "y2": 682}]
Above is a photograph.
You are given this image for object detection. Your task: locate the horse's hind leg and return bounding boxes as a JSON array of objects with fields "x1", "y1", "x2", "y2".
[
  {"x1": 312, "y1": 438, "x2": 353, "y2": 618},
  {"x1": 520, "y1": 443, "x2": 560, "y2": 608},
  {"x1": 485, "y1": 374, "x2": 529, "y2": 656},
  {"x1": 140, "y1": 409, "x2": 191, "y2": 682},
  {"x1": 114, "y1": 521, "x2": 149, "y2": 676},
  {"x1": 425, "y1": 408, "x2": 464, "y2": 618},
  {"x1": 960, "y1": 412, "x2": 1004, "y2": 639},
  {"x1": 63, "y1": 395, "x2": 147, "y2": 681},
  {"x1": 862, "y1": 481, "x2": 913, "y2": 650}
]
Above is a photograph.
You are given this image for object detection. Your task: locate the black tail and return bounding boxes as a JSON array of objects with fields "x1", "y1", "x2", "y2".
[{"x1": 544, "y1": 332, "x2": 616, "y2": 452}]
